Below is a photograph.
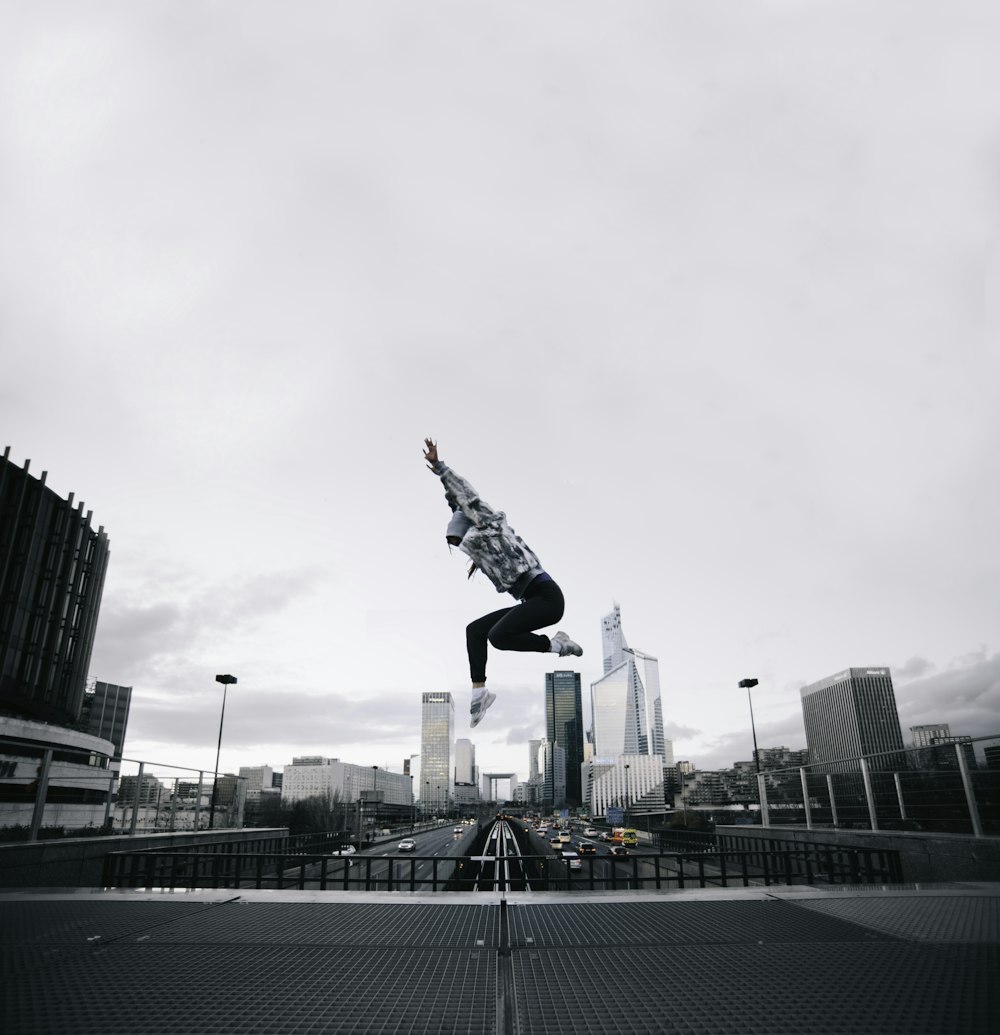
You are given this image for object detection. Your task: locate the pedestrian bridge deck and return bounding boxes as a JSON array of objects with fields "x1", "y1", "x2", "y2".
[{"x1": 3, "y1": 882, "x2": 997, "y2": 1034}]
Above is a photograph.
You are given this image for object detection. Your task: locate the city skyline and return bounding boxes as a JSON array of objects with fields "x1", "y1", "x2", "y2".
[{"x1": 3, "y1": 4, "x2": 998, "y2": 784}]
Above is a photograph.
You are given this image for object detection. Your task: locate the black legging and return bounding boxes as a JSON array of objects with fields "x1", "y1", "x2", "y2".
[{"x1": 466, "y1": 578, "x2": 565, "y2": 683}]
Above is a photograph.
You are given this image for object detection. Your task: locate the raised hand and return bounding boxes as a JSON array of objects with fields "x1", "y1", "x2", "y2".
[{"x1": 423, "y1": 438, "x2": 439, "y2": 470}]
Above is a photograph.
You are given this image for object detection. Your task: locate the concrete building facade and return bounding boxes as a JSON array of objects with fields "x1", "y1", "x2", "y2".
[{"x1": 800, "y1": 667, "x2": 905, "y2": 772}]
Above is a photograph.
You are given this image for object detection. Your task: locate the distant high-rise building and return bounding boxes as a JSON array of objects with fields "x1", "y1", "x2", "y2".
[
  {"x1": 0, "y1": 449, "x2": 110, "y2": 726},
  {"x1": 754, "y1": 746, "x2": 809, "y2": 771},
  {"x1": 601, "y1": 605, "x2": 627, "y2": 674},
  {"x1": 591, "y1": 605, "x2": 669, "y2": 761},
  {"x1": 924, "y1": 735, "x2": 977, "y2": 772},
  {"x1": 984, "y1": 745, "x2": 1000, "y2": 770},
  {"x1": 800, "y1": 667, "x2": 905, "y2": 771},
  {"x1": 545, "y1": 670, "x2": 584, "y2": 805},
  {"x1": 118, "y1": 773, "x2": 163, "y2": 806},
  {"x1": 455, "y1": 738, "x2": 475, "y2": 785},
  {"x1": 538, "y1": 739, "x2": 566, "y2": 808},
  {"x1": 238, "y1": 765, "x2": 274, "y2": 793},
  {"x1": 528, "y1": 739, "x2": 541, "y2": 781},
  {"x1": 420, "y1": 692, "x2": 454, "y2": 809},
  {"x1": 910, "y1": 724, "x2": 951, "y2": 748},
  {"x1": 80, "y1": 681, "x2": 132, "y2": 759}
]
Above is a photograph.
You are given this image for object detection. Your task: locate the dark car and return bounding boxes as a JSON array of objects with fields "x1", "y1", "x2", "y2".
[
  {"x1": 610, "y1": 845, "x2": 629, "y2": 856},
  {"x1": 578, "y1": 844, "x2": 597, "y2": 855}
]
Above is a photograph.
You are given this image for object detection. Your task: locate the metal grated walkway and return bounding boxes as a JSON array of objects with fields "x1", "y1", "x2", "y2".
[{"x1": 2, "y1": 883, "x2": 996, "y2": 1035}]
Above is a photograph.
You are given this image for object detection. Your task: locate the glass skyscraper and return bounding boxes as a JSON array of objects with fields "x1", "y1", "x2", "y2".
[
  {"x1": 591, "y1": 604, "x2": 669, "y2": 761},
  {"x1": 545, "y1": 670, "x2": 584, "y2": 806},
  {"x1": 420, "y1": 692, "x2": 455, "y2": 810}
]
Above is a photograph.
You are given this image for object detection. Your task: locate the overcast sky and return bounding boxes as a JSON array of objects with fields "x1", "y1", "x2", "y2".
[{"x1": 3, "y1": 2, "x2": 998, "y2": 786}]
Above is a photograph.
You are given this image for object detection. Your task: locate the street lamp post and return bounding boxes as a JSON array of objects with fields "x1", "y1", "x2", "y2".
[
  {"x1": 209, "y1": 674, "x2": 238, "y2": 830},
  {"x1": 738, "y1": 678, "x2": 761, "y2": 812}
]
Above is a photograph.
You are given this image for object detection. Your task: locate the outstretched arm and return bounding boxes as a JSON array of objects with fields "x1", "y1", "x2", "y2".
[{"x1": 422, "y1": 437, "x2": 498, "y2": 528}]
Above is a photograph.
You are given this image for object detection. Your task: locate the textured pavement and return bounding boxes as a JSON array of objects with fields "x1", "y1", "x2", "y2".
[{"x1": 3, "y1": 883, "x2": 997, "y2": 1034}]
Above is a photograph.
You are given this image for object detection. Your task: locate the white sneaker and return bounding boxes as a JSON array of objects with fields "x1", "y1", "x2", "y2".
[
  {"x1": 550, "y1": 631, "x2": 583, "y2": 657},
  {"x1": 470, "y1": 690, "x2": 496, "y2": 728}
]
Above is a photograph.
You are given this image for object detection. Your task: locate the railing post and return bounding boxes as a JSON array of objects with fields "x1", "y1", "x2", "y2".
[
  {"x1": 169, "y1": 778, "x2": 179, "y2": 832},
  {"x1": 757, "y1": 773, "x2": 770, "y2": 827},
  {"x1": 955, "y1": 742, "x2": 984, "y2": 837},
  {"x1": 799, "y1": 768, "x2": 813, "y2": 830},
  {"x1": 129, "y1": 762, "x2": 144, "y2": 835},
  {"x1": 194, "y1": 771, "x2": 204, "y2": 830},
  {"x1": 28, "y1": 748, "x2": 54, "y2": 842},
  {"x1": 103, "y1": 767, "x2": 115, "y2": 830},
  {"x1": 826, "y1": 774, "x2": 839, "y2": 827},
  {"x1": 859, "y1": 758, "x2": 879, "y2": 831},
  {"x1": 893, "y1": 772, "x2": 907, "y2": 822}
]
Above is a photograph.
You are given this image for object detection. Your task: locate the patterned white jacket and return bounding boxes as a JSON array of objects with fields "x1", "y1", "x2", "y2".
[{"x1": 433, "y1": 462, "x2": 545, "y2": 598}]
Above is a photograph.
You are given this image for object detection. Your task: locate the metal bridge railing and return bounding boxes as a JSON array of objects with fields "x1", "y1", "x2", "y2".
[
  {"x1": 751, "y1": 734, "x2": 1000, "y2": 837},
  {"x1": 103, "y1": 843, "x2": 901, "y2": 893}
]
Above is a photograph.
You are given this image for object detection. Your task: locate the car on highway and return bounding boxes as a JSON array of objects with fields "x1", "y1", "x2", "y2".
[
  {"x1": 549, "y1": 836, "x2": 563, "y2": 849},
  {"x1": 583, "y1": 827, "x2": 599, "y2": 837},
  {"x1": 397, "y1": 838, "x2": 416, "y2": 852},
  {"x1": 330, "y1": 845, "x2": 356, "y2": 856},
  {"x1": 577, "y1": 843, "x2": 596, "y2": 855},
  {"x1": 609, "y1": 845, "x2": 629, "y2": 856},
  {"x1": 453, "y1": 827, "x2": 463, "y2": 834},
  {"x1": 560, "y1": 851, "x2": 582, "y2": 870}
]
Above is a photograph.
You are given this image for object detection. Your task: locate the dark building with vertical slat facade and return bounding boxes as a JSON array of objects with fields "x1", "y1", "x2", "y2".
[
  {"x1": 800, "y1": 666, "x2": 905, "y2": 772},
  {"x1": 0, "y1": 448, "x2": 110, "y2": 726}
]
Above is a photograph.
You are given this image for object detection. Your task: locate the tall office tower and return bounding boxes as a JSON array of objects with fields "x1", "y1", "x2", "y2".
[
  {"x1": 800, "y1": 667, "x2": 905, "y2": 771},
  {"x1": 911, "y1": 724, "x2": 951, "y2": 748},
  {"x1": 538, "y1": 739, "x2": 566, "y2": 808},
  {"x1": 545, "y1": 670, "x2": 584, "y2": 805},
  {"x1": 528, "y1": 739, "x2": 541, "y2": 781},
  {"x1": 0, "y1": 449, "x2": 110, "y2": 725},
  {"x1": 591, "y1": 605, "x2": 668, "y2": 760},
  {"x1": 455, "y1": 738, "x2": 476, "y2": 785},
  {"x1": 420, "y1": 692, "x2": 455, "y2": 809},
  {"x1": 80, "y1": 680, "x2": 132, "y2": 759}
]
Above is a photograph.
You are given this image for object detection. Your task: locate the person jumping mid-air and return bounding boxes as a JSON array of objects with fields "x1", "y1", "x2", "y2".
[{"x1": 424, "y1": 438, "x2": 582, "y2": 728}]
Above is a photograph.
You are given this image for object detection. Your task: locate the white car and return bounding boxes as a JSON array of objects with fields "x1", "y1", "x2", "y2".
[
  {"x1": 397, "y1": 838, "x2": 417, "y2": 852},
  {"x1": 330, "y1": 845, "x2": 356, "y2": 856},
  {"x1": 584, "y1": 827, "x2": 599, "y2": 837},
  {"x1": 561, "y1": 851, "x2": 582, "y2": 870}
]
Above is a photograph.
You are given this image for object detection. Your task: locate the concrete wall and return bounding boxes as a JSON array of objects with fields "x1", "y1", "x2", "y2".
[
  {"x1": 0, "y1": 828, "x2": 289, "y2": 888},
  {"x1": 717, "y1": 825, "x2": 1000, "y2": 883}
]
